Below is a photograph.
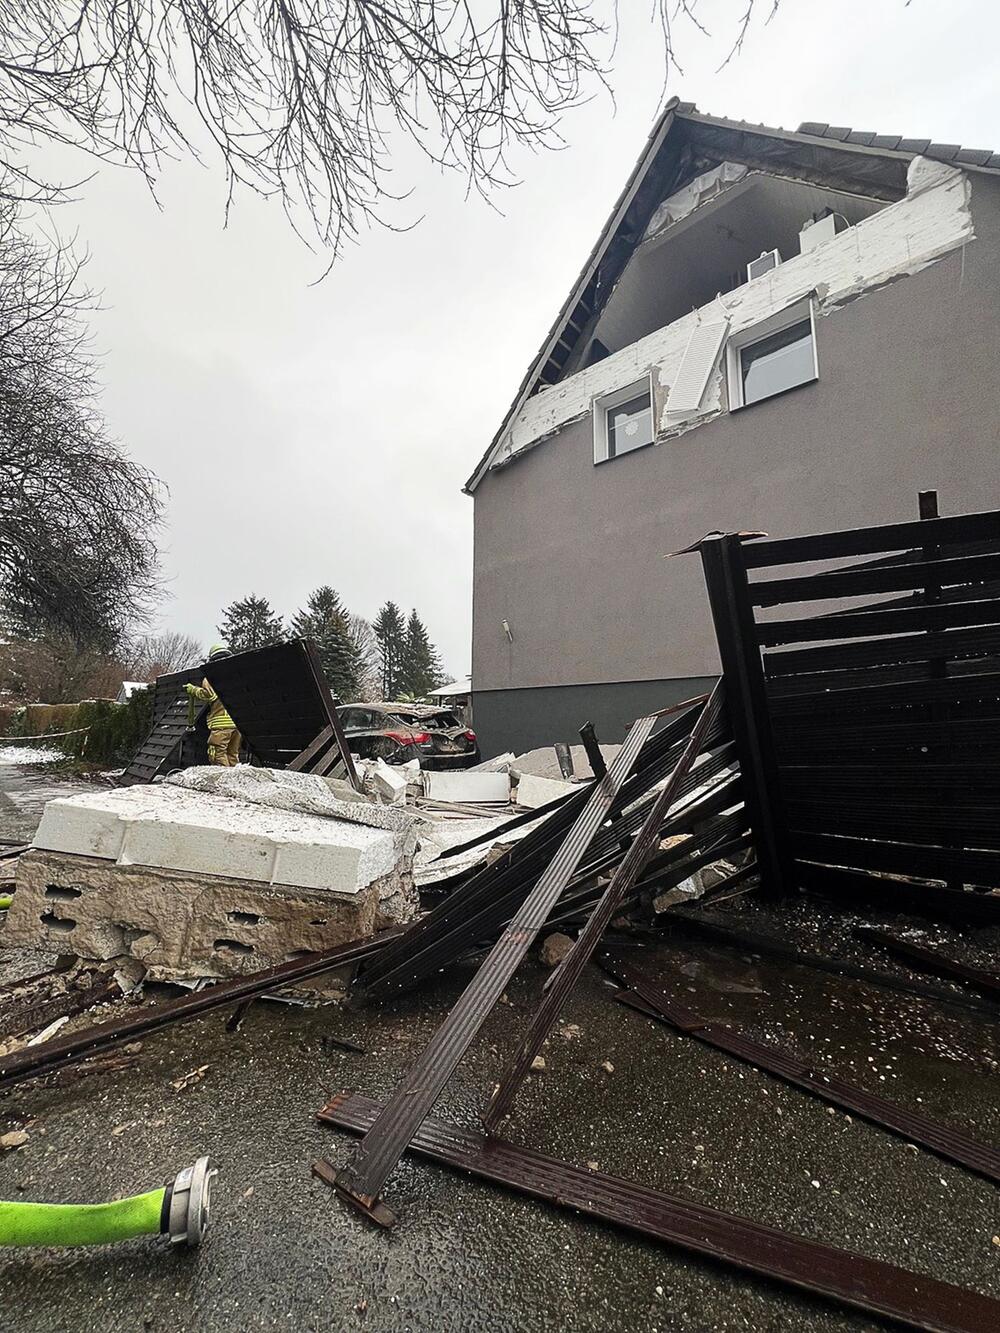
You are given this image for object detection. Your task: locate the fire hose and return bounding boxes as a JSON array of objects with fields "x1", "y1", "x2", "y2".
[{"x1": 0, "y1": 1156, "x2": 216, "y2": 1248}]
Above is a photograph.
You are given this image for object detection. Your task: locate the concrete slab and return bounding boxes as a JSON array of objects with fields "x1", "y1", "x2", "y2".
[
  {"x1": 512, "y1": 743, "x2": 621, "y2": 781},
  {"x1": 33, "y1": 784, "x2": 400, "y2": 896},
  {"x1": 422, "y1": 770, "x2": 511, "y2": 803},
  {"x1": 515, "y1": 771, "x2": 578, "y2": 809}
]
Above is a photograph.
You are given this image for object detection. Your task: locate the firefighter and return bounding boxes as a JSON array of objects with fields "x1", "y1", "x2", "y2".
[{"x1": 184, "y1": 644, "x2": 241, "y2": 767}]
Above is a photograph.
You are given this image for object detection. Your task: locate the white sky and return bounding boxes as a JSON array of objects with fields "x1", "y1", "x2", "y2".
[{"x1": 45, "y1": 0, "x2": 1000, "y2": 679}]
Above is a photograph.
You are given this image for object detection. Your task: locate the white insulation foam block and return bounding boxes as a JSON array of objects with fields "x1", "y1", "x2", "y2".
[{"x1": 33, "y1": 784, "x2": 397, "y2": 896}]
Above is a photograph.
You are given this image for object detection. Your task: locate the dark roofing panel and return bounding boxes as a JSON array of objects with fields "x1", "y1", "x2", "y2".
[
  {"x1": 925, "y1": 143, "x2": 962, "y2": 162},
  {"x1": 797, "y1": 121, "x2": 998, "y2": 168},
  {"x1": 892, "y1": 137, "x2": 931, "y2": 154},
  {"x1": 956, "y1": 148, "x2": 994, "y2": 166}
]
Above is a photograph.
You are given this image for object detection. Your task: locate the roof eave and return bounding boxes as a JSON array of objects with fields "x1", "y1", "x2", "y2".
[{"x1": 463, "y1": 98, "x2": 682, "y2": 495}]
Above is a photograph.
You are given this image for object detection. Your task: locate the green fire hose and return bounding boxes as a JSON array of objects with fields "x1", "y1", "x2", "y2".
[{"x1": 0, "y1": 1157, "x2": 216, "y2": 1248}]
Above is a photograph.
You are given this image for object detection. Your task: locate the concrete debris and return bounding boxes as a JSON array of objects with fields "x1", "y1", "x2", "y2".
[
  {"x1": 511, "y1": 744, "x2": 620, "y2": 782},
  {"x1": 368, "y1": 759, "x2": 408, "y2": 806},
  {"x1": 539, "y1": 933, "x2": 574, "y2": 967},
  {"x1": 5, "y1": 768, "x2": 419, "y2": 985},
  {"x1": 7, "y1": 847, "x2": 410, "y2": 988},
  {"x1": 171, "y1": 1064, "x2": 210, "y2": 1092},
  {"x1": 167, "y1": 765, "x2": 414, "y2": 840},
  {"x1": 530, "y1": 1056, "x2": 546, "y2": 1071},
  {"x1": 26, "y1": 1015, "x2": 69, "y2": 1046},
  {"x1": 31, "y1": 782, "x2": 410, "y2": 893},
  {"x1": 652, "y1": 873, "x2": 709, "y2": 913},
  {"x1": 0, "y1": 1130, "x2": 29, "y2": 1151},
  {"x1": 468, "y1": 752, "x2": 514, "y2": 773},
  {"x1": 421, "y1": 769, "x2": 511, "y2": 805},
  {"x1": 515, "y1": 772, "x2": 577, "y2": 810}
]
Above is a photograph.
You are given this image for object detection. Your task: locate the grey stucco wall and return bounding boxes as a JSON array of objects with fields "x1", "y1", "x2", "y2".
[
  {"x1": 471, "y1": 173, "x2": 1000, "y2": 698},
  {"x1": 472, "y1": 675, "x2": 717, "y2": 757}
]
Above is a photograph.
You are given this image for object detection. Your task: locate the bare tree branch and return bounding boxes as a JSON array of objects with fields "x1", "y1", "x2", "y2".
[{"x1": 0, "y1": 196, "x2": 163, "y2": 649}]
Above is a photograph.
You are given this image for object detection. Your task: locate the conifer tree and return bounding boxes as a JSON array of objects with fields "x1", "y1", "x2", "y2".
[
  {"x1": 290, "y1": 585, "x2": 362, "y2": 700},
  {"x1": 398, "y1": 608, "x2": 446, "y2": 699},
  {"x1": 218, "y1": 595, "x2": 284, "y2": 653},
  {"x1": 372, "y1": 600, "x2": 406, "y2": 699}
]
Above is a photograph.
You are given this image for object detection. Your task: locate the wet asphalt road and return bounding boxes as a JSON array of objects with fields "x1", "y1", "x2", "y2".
[{"x1": 1, "y1": 760, "x2": 998, "y2": 1333}]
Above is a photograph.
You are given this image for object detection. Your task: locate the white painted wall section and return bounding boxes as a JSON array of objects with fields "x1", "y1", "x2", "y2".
[{"x1": 489, "y1": 159, "x2": 973, "y2": 470}]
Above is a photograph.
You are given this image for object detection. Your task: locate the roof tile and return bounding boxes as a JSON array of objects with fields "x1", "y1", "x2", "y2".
[
  {"x1": 955, "y1": 148, "x2": 994, "y2": 166},
  {"x1": 778, "y1": 117, "x2": 998, "y2": 173}
]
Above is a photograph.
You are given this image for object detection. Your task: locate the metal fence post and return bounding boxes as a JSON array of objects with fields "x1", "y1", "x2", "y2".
[{"x1": 699, "y1": 534, "x2": 793, "y2": 896}]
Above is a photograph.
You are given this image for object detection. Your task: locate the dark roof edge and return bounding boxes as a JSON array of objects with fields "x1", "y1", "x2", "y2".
[{"x1": 463, "y1": 98, "x2": 681, "y2": 494}]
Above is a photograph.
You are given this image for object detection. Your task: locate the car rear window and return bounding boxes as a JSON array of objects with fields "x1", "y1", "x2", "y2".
[{"x1": 427, "y1": 712, "x2": 460, "y2": 728}]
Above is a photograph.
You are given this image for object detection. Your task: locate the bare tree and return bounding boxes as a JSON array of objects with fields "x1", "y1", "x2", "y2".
[
  {"x1": 124, "y1": 631, "x2": 205, "y2": 680},
  {"x1": 349, "y1": 612, "x2": 382, "y2": 701},
  {"x1": 0, "y1": 3, "x2": 781, "y2": 256},
  {"x1": 0, "y1": 2, "x2": 611, "y2": 252},
  {"x1": 0, "y1": 200, "x2": 163, "y2": 651},
  {"x1": 0, "y1": 633, "x2": 126, "y2": 703}
]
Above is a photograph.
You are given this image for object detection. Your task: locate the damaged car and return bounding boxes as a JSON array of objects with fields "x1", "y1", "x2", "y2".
[{"x1": 336, "y1": 703, "x2": 479, "y2": 769}]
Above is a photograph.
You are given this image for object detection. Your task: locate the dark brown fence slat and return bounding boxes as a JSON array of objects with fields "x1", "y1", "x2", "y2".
[
  {"x1": 742, "y1": 508, "x2": 1000, "y2": 569},
  {"x1": 750, "y1": 551, "x2": 1000, "y2": 607},
  {"x1": 758, "y1": 597, "x2": 1000, "y2": 647},
  {"x1": 764, "y1": 624, "x2": 1000, "y2": 678}
]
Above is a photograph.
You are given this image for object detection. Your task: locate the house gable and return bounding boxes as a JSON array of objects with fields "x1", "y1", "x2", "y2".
[{"x1": 465, "y1": 103, "x2": 999, "y2": 493}]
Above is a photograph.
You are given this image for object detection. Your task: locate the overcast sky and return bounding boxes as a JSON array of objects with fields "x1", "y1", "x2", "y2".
[{"x1": 47, "y1": 0, "x2": 1000, "y2": 680}]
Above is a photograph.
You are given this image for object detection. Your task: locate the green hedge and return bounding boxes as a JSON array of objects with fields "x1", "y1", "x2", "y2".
[
  {"x1": 2, "y1": 688, "x2": 153, "y2": 767},
  {"x1": 69, "y1": 691, "x2": 154, "y2": 766}
]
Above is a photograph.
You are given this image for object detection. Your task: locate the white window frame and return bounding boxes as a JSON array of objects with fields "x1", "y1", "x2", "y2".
[
  {"x1": 592, "y1": 373, "x2": 655, "y2": 464},
  {"x1": 726, "y1": 298, "x2": 818, "y2": 411}
]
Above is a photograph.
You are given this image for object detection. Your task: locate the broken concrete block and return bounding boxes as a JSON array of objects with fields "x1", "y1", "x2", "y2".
[
  {"x1": 7, "y1": 847, "x2": 414, "y2": 987},
  {"x1": 652, "y1": 871, "x2": 708, "y2": 914},
  {"x1": 11, "y1": 773, "x2": 419, "y2": 986},
  {"x1": 539, "y1": 932, "x2": 574, "y2": 967},
  {"x1": 515, "y1": 772, "x2": 577, "y2": 810},
  {"x1": 370, "y1": 759, "x2": 407, "y2": 805},
  {"x1": 422, "y1": 770, "x2": 510, "y2": 804}
]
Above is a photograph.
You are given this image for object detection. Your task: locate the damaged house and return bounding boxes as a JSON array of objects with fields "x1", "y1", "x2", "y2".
[{"x1": 466, "y1": 101, "x2": 1000, "y2": 754}]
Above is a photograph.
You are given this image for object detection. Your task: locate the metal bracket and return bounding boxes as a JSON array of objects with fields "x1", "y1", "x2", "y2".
[{"x1": 311, "y1": 1159, "x2": 397, "y2": 1229}]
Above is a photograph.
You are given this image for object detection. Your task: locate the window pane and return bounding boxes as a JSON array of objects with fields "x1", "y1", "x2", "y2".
[
  {"x1": 740, "y1": 319, "x2": 814, "y2": 406},
  {"x1": 607, "y1": 392, "x2": 653, "y2": 457}
]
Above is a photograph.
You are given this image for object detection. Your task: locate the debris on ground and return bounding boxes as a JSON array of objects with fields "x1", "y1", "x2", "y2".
[
  {"x1": 539, "y1": 933, "x2": 574, "y2": 967},
  {"x1": 3, "y1": 511, "x2": 1000, "y2": 1333},
  {"x1": 170, "y1": 1064, "x2": 210, "y2": 1092}
]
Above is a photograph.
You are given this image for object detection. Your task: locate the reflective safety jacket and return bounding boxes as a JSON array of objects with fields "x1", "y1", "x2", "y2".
[{"x1": 184, "y1": 679, "x2": 235, "y2": 731}]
